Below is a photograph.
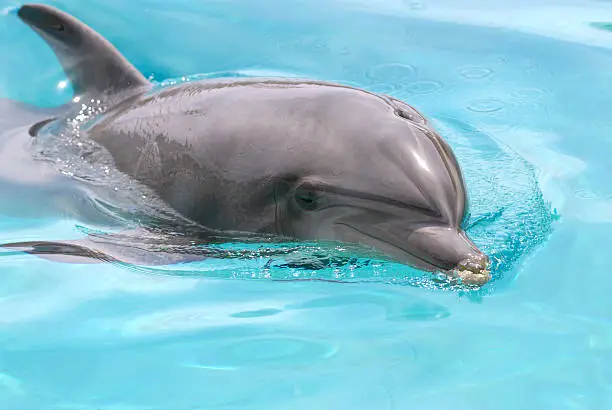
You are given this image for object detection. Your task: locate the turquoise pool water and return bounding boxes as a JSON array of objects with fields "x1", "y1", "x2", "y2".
[{"x1": 1, "y1": 0, "x2": 612, "y2": 408}]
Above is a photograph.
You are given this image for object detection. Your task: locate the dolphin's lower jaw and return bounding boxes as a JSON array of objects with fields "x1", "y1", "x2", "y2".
[{"x1": 408, "y1": 227, "x2": 492, "y2": 286}]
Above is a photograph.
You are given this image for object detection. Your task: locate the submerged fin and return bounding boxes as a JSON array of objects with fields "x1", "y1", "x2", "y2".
[
  {"x1": 17, "y1": 4, "x2": 150, "y2": 98},
  {"x1": 2, "y1": 240, "x2": 114, "y2": 264},
  {"x1": 0, "y1": 228, "x2": 288, "y2": 266},
  {"x1": 1, "y1": 230, "x2": 209, "y2": 266}
]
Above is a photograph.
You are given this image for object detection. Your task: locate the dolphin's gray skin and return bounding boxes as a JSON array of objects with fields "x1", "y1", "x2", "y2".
[{"x1": 2, "y1": 3, "x2": 491, "y2": 285}]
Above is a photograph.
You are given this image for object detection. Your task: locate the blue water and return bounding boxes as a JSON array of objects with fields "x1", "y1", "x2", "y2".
[{"x1": 1, "y1": 0, "x2": 612, "y2": 408}]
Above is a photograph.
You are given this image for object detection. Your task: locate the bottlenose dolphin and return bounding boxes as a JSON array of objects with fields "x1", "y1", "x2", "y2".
[{"x1": 1, "y1": 3, "x2": 491, "y2": 285}]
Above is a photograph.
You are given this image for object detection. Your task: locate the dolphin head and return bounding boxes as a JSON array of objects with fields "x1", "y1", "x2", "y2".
[{"x1": 271, "y1": 93, "x2": 490, "y2": 285}]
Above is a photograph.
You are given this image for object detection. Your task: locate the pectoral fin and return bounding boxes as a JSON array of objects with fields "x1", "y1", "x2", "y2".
[{"x1": 1, "y1": 229, "x2": 208, "y2": 266}]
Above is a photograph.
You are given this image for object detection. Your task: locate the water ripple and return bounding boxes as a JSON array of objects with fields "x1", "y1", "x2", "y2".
[
  {"x1": 460, "y1": 67, "x2": 493, "y2": 80},
  {"x1": 467, "y1": 98, "x2": 506, "y2": 113},
  {"x1": 364, "y1": 82, "x2": 399, "y2": 94},
  {"x1": 286, "y1": 291, "x2": 451, "y2": 322},
  {"x1": 186, "y1": 336, "x2": 338, "y2": 369},
  {"x1": 366, "y1": 63, "x2": 416, "y2": 82},
  {"x1": 511, "y1": 87, "x2": 547, "y2": 101},
  {"x1": 404, "y1": 80, "x2": 442, "y2": 95},
  {"x1": 230, "y1": 308, "x2": 283, "y2": 318}
]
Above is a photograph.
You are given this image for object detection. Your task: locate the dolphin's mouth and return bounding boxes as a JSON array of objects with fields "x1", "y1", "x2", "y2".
[
  {"x1": 452, "y1": 256, "x2": 491, "y2": 286},
  {"x1": 334, "y1": 221, "x2": 438, "y2": 268},
  {"x1": 334, "y1": 222, "x2": 491, "y2": 286}
]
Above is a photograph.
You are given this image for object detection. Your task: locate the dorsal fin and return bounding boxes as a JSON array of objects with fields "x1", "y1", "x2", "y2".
[{"x1": 17, "y1": 4, "x2": 150, "y2": 99}]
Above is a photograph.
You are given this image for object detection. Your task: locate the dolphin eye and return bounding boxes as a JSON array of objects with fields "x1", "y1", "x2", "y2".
[{"x1": 294, "y1": 184, "x2": 321, "y2": 211}]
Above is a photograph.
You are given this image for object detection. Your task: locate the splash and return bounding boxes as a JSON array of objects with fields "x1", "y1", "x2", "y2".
[{"x1": 434, "y1": 117, "x2": 557, "y2": 290}]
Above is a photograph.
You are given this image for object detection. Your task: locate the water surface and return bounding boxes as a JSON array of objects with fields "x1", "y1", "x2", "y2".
[{"x1": 1, "y1": 1, "x2": 612, "y2": 409}]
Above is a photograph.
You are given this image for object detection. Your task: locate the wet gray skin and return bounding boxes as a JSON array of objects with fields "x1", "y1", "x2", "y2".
[{"x1": 3, "y1": 3, "x2": 491, "y2": 285}]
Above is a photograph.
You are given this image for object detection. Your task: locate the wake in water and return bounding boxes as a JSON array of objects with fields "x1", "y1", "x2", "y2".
[{"x1": 435, "y1": 117, "x2": 557, "y2": 291}]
